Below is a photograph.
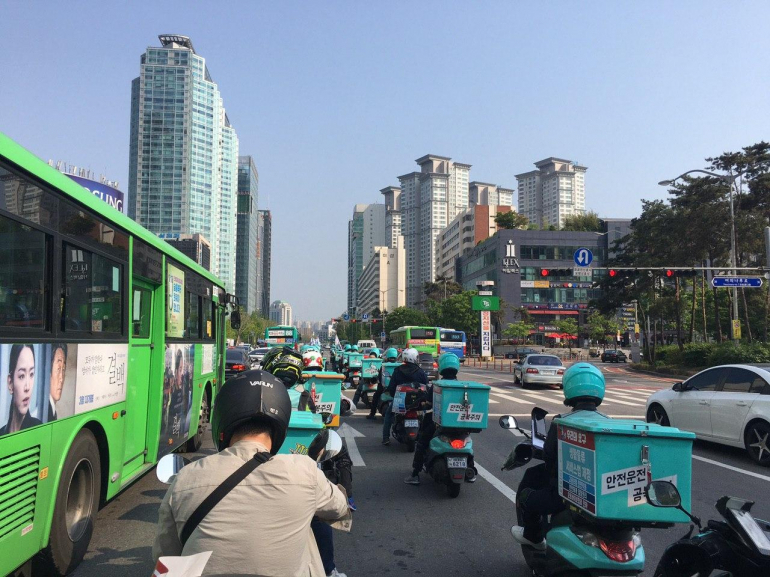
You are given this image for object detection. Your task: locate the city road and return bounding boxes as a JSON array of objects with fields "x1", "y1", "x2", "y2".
[{"x1": 73, "y1": 362, "x2": 770, "y2": 576}]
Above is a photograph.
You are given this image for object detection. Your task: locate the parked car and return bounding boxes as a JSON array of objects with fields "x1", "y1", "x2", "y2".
[
  {"x1": 225, "y1": 348, "x2": 250, "y2": 381},
  {"x1": 513, "y1": 354, "x2": 566, "y2": 388},
  {"x1": 418, "y1": 352, "x2": 439, "y2": 381},
  {"x1": 248, "y1": 347, "x2": 270, "y2": 367},
  {"x1": 646, "y1": 364, "x2": 770, "y2": 465},
  {"x1": 589, "y1": 347, "x2": 600, "y2": 358},
  {"x1": 601, "y1": 349, "x2": 627, "y2": 363},
  {"x1": 504, "y1": 347, "x2": 539, "y2": 361}
]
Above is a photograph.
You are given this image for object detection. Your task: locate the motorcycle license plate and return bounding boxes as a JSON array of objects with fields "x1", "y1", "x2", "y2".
[
  {"x1": 405, "y1": 419, "x2": 419, "y2": 428},
  {"x1": 447, "y1": 457, "x2": 467, "y2": 469}
]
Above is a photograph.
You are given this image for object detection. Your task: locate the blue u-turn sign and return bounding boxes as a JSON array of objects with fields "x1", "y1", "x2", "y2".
[{"x1": 574, "y1": 248, "x2": 593, "y2": 267}]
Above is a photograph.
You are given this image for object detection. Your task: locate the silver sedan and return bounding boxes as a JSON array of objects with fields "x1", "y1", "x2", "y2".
[{"x1": 513, "y1": 354, "x2": 566, "y2": 388}]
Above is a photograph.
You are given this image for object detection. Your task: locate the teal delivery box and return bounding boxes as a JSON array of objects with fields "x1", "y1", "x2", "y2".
[
  {"x1": 555, "y1": 412, "x2": 695, "y2": 524},
  {"x1": 279, "y1": 411, "x2": 324, "y2": 456},
  {"x1": 304, "y1": 371, "x2": 344, "y2": 428},
  {"x1": 432, "y1": 380, "x2": 491, "y2": 430},
  {"x1": 379, "y1": 362, "x2": 401, "y2": 401},
  {"x1": 348, "y1": 353, "x2": 364, "y2": 369},
  {"x1": 362, "y1": 358, "x2": 382, "y2": 379}
]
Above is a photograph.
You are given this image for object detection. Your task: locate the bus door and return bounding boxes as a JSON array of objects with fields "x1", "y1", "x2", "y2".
[{"x1": 123, "y1": 278, "x2": 157, "y2": 477}]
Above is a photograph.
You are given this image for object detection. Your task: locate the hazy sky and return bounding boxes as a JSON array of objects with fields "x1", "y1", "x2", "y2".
[{"x1": 2, "y1": 1, "x2": 769, "y2": 322}]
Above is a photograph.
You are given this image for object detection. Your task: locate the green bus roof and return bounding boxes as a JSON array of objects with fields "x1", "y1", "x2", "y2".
[{"x1": 0, "y1": 131, "x2": 225, "y2": 289}]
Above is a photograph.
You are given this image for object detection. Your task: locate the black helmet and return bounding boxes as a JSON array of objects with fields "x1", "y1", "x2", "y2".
[
  {"x1": 262, "y1": 347, "x2": 304, "y2": 388},
  {"x1": 210, "y1": 369, "x2": 291, "y2": 454},
  {"x1": 260, "y1": 347, "x2": 285, "y2": 372}
]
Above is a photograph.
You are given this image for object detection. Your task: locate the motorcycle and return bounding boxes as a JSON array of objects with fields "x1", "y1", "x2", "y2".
[
  {"x1": 423, "y1": 427, "x2": 475, "y2": 498},
  {"x1": 500, "y1": 409, "x2": 648, "y2": 577},
  {"x1": 354, "y1": 358, "x2": 382, "y2": 408},
  {"x1": 391, "y1": 382, "x2": 426, "y2": 452},
  {"x1": 648, "y1": 481, "x2": 770, "y2": 577}
]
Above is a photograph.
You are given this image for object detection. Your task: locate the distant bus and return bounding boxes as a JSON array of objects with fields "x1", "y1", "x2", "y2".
[
  {"x1": 389, "y1": 326, "x2": 439, "y2": 356},
  {"x1": 0, "y1": 132, "x2": 235, "y2": 576},
  {"x1": 439, "y1": 329, "x2": 467, "y2": 361},
  {"x1": 265, "y1": 325, "x2": 299, "y2": 348}
]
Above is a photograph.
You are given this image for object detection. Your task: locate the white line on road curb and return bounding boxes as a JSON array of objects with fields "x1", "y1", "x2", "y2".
[
  {"x1": 476, "y1": 463, "x2": 517, "y2": 503},
  {"x1": 693, "y1": 455, "x2": 770, "y2": 482}
]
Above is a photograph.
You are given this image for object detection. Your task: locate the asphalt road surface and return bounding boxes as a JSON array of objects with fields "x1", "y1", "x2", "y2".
[{"x1": 73, "y1": 361, "x2": 770, "y2": 576}]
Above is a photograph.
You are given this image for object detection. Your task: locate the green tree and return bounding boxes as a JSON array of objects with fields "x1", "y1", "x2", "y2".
[
  {"x1": 503, "y1": 321, "x2": 532, "y2": 345},
  {"x1": 494, "y1": 211, "x2": 529, "y2": 230},
  {"x1": 226, "y1": 310, "x2": 270, "y2": 344},
  {"x1": 586, "y1": 311, "x2": 619, "y2": 348},
  {"x1": 426, "y1": 291, "x2": 477, "y2": 336},
  {"x1": 555, "y1": 318, "x2": 578, "y2": 351},
  {"x1": 561, "y1": 210, "x2": 603, "y2": 232},
  {"x1": 423, "y1": 274, "x2": 463, "y2": 302},
  {"x1": 384, "y1": 307, "x2": 431, "y2": 335}
]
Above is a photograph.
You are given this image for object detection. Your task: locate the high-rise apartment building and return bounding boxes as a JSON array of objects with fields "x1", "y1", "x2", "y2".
[
  {"x1": 235, "y1": 156, "x2": 259, "y2": 313},
  {"x1": 158, "y1": 233, "x2": 211, "y2": 270},
  {"x1": 398, "y1": 155, "x2": 471, "y2": 308},
  {"x1": 128, "y1": 34, "x2": 239, "y2": 292},
  {"x1": 269, "y1": 300, "x2": 292, "y2": 326},
  {"x1": 469, "y1": 182, "x2": 514, "y2": 207},
  {"x1": 437, "y1": 204, "x2": 513, "y2": 281},
  {"x1": 346, "y1": 204, "x2": 386, "y2": 315},
  {"x1": 380, "y1": 186, "x2": 402, "y2": 249},
  {"x1": 356, "y1": 237, "x2": 406, "y2": 317},
  {"x1": 257, "y1": 210, "x2": 272, "y2": 316},
  {"x1": 515, "y1": 158, "x2": 586, "y2": 229}
]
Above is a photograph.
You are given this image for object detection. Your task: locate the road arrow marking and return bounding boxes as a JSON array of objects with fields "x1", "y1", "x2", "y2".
[{"x1": 339, "y1": 423, "x2": 366, "y2": 467}]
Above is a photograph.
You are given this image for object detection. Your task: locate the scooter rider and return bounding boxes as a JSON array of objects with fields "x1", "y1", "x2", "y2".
[
  {"x1": 382, "y1": 348, "x2": 428, "y2": 446},
  {"x1": 153, "y1": 369, "x2": 349, "y2": 576},
  {"x1": 366, "y1": 347, "x2": 398, "y2": 420},
  {"x1": 262, "y1": 347, "x2": 355, "y2": 577},
  {"x1": 352, "y1": 349, "x2": 382, "y2": 406},
  {"x1": 404, "y1": 352, "x2": 477, "y2": 485},
  {"x1": 510, "y1": 362, "x2": 605, "y2": 550}
]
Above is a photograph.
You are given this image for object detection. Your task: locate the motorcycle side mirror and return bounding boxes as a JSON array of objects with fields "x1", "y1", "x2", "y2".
[
  {"x1": 308, "y1": 429, "x2": 329, "y2": 461},
  {"x1": 646, "y1": 481, "x2": 681, "y2": 508},
  {"x1": 499, "y1": 415, "x2": 518, "y2": 430},
  {"x1": 322, "y1": 412, "x2": 335, "y2": 425},
  {"x1": 156, "y1": 453, "x2": 188, "y2": 484}
]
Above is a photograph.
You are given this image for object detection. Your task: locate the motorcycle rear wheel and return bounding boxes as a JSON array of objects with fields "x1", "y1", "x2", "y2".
[
  {"x1": 447, "y1": 482, "x2": 461, "y2": 498},
  {"x1": 406, "y1": 440, "x2": 415, "y2": 452}
]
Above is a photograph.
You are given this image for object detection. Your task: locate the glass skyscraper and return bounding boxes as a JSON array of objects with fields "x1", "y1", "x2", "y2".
[
  {"x1": 236, "y1": 156, "x2": 259, "y2": 313},
  {"x1": 257, "y1": 209, "x2": 272, "y2": 317},
  {"x1": 128, "y1": 34, "x2": 239, "y2": 291}
]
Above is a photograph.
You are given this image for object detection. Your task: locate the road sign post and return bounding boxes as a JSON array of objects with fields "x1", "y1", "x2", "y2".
[
  {"x1": 711, "y1": 276, "x2": 763, "y2": 288},
  {"x1": 574, "y1": 248, "x2": 593, "y2": 267}
]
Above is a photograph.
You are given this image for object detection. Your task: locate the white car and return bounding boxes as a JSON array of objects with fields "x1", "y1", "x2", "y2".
[
  {"x1": 513, "y1": 354, "x2": 566, "y2": 388},
  {"x1": 646, "y1": 364, "x2": 770, "y2": 465}
]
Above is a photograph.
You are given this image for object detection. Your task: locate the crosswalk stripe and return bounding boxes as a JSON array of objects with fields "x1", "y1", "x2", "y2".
[{"x1": 490, "y1": 388, "x2": 646, "y2": 409}]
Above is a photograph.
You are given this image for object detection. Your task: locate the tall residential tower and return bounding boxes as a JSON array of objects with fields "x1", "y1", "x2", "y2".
[
  {"x1": 128, "y1": 34, "x2": 239, "y2": 291},
  {"x1": 515, "y1": 158, "x2": 586, "y2": 229}
]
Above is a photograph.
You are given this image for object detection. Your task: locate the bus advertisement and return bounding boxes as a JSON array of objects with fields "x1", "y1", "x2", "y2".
[
  {"x1": 265, "y1": 325, "x2": 299, "y2": 348},
  {"x1": 0, "y1": 132, "x2": 237, "y2": 577},
  {"x1": 389, "y1": 326, "x2": 439, "y2": 356},
  {"x1": 438, "y1": 329, "x2": 467, "y2": 361}
]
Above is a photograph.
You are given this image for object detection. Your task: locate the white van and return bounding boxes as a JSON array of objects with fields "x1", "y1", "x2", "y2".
[{"x1": 357, "y1": 339, "x2": 376, "y2": 350}]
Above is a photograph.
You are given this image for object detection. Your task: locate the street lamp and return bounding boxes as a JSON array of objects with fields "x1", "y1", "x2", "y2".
[
  {"x1": 659, "y1": 169, "x2": 742, "y2": 342},
  {"x1": 379, "y1": 288, "x2": 405, "y2": 346}
]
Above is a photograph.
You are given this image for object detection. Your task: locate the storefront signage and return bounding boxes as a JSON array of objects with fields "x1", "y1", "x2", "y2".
[{"x1": 501, "y1": 240, "x2": 520, "y2": 274}]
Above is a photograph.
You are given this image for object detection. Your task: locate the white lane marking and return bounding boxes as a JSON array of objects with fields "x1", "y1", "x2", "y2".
[
  {"x1": 461, "y1": 370, "x2": 513, "y2": 383},
  {"x1": 338, "y1": 423, "x2": 366, "y2": 467},
  {"x1": 693, "y1": 455, "x2": 770, "y2": 483},
  {"x1": 476, "y1": 463, "x2": 517, "y2": 503},
  {"x1": 489, "y1": 398, "x2": 500, "y2": 404}
]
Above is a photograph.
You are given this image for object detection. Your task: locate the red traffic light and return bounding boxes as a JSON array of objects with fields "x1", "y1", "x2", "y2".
[
  {"x1": 540, "y1": 269, "x2": 550, "y2": 277},
  {"x1": 666, "y1": 270, "x2": 674, "y2": 278},
  {"x1": 609, "y1": 269, "x2": 618, "y2": 278}
]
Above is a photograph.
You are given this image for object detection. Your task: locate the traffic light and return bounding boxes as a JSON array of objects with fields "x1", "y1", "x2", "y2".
[
  {"x1": 665, "y1": 269, "x2": 699, "y2": 278},
  {"x1": 607, "y1": 269, "x2": 636, "y2": 278},
  {"x1": 540, "y1": 268, "x2": 549, "y2": 277},
  {"x1": 539, "y1": 267, "x2": 572, "y2": 277}
]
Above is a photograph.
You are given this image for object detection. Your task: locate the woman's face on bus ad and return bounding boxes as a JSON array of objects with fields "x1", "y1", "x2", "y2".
[{"x1": 8, "y1": 346, "x2": 35, "y2": 415}]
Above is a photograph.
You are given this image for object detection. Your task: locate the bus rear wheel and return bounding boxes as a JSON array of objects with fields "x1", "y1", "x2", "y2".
[
  {"x1": 186, "y1": 389, "x2": 210, "y2": 453},
  {"x1": 37, "y1": 429, "x2": 102, "y2": 576}
]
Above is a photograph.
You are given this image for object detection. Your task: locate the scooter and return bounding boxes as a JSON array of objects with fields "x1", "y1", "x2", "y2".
[
  {"x1": 423, "y1": 427, "x2": 476, "y2": 498},
  {"x1": 500, "y1": 410, "x2": 648, "y2": 577},
  {"x1": 648, "y1": 481, "x2": 770, "y2": 577},
  {"x1": 391, "y1": 382, "x2": 426, "y2": 452}
]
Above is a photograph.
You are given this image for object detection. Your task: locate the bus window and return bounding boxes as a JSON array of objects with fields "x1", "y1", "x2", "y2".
[
  {"x1": 62, "y1": 243, "x2": 123, "y2": 334},
  {"x1": 0, "y1": 214, "x2": 49, "y2": 330},
  {"x1": 0, "y1": 163, "x2": 58, "y2": 228},
  {"x1": 186, "y1": 292, "x2": 201, "y2": 339},
  {"x1": 202, "y1": 298, "x2": 214, "y2": 340},
  {"x1": 132, "y1": 286, "x2": 152, "y2": 338}
]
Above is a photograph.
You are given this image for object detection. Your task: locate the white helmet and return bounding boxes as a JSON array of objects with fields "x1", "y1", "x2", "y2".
[
  {"x1": 402, "y1": 348, "x2": 419, "y2": 364},
  {"x1": 302, "y1": 351, "x2": 324, "y2": 371}
]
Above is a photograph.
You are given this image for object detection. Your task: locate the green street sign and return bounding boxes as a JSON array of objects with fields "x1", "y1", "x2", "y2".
[{"x1": 472, "y1": 295, "x2": 500, "y2": 311}]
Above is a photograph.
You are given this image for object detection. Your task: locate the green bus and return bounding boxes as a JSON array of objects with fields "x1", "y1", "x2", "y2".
[
  {"x1": 389, "y1": 326, "x2": 440, "y2": 356},
  {"x1": 265, "y1": 325, "x2": 299, "y2": 348},
  {"x1": 0, "y1": 132, "x2": 238, "y2": 576}
]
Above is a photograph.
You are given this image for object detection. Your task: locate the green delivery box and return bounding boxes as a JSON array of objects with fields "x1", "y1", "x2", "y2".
[
  {"x1": 279, "y1": 411, "x2": 324, "y2": 456},
  {"x1": 432, "y1": 380, "x2": 491, "y2": 430},
  {"x1": 304, "y1": 371, "x2": 344, "y2": 428},
  {"x1": 555, "y1": 412, "x2": 695, "y2": 524},
  {"x1": 362, "y1": 358, "x2": 382, "y2": 379},
  {"x1": 348, "y1": 353, "x2": 364, "y2": 369}
]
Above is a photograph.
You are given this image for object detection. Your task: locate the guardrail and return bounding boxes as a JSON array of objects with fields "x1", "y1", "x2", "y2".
[{"x1": 465, "y1": 351, "x2": 584, "y2": 373}]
